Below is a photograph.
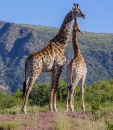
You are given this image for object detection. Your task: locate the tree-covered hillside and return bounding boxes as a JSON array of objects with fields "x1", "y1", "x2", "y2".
[{"x1": 0, "y1": 21, "x2": 113, "y2": 92}]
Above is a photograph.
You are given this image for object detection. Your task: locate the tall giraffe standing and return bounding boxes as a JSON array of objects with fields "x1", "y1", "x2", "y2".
[
  {"x1": 66, "y1": 13, "x2": 87, "y2": 113},
  {"x1": 22, "y1": 4, "x2": 86, "y2": 114}
]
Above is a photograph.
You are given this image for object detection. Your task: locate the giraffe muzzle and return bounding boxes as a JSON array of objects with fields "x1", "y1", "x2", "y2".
[{"x1": 82, "y1": 15, "x2": 86, "y2": 19}]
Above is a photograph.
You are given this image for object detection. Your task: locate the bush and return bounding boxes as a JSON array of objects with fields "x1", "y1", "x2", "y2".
[
  {"x1": 105, "y1": 120, "x2": 113, "y2": 130},
  {"x1": 0, "y1": 92, "x2": 16, "y2": 109},
  {"x1": 29, "y1": 83, "x2": 50, "y2": 106},
  {"x1": 1, "y1": 78, "x2": 113, "y2": 113},
  {"x1": 0, "y1": 90, "x2": 22, "y2": 110}
]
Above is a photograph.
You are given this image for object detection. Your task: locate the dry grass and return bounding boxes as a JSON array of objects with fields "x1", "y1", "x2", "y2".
[
  {"x1": 73, "y1": 118, "x2": 106, "y2": 130},
  {"x1": 52, "y1": 112, "x2": 72, "y2": 130},
  {"x1": 19, "y1": 114, "x2": 38, "y2": 129},
  {"x1": 0, "y1": 114, "x2": 39, "y2": 130},
  {"x1": 52, "y1": 112, "x2": 107, "y2": 130}
]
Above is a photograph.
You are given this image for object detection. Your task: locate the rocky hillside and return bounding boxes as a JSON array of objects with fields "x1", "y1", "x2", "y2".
[{"x1": 0, "y1": 20, "x2": 113, "y2": 92}]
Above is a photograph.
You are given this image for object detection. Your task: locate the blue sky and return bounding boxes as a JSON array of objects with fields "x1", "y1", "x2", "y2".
[{"x1": 0, "y1": 0, "x2": 113, "y2": 33}]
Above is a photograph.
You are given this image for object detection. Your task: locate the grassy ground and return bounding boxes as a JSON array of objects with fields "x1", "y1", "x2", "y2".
[
  {"x1": 0, "y1": 110, "x2": 113, "y2": 130},
  {"x1": 0, "y1": 103, "x2": 113, "y2": 130}
]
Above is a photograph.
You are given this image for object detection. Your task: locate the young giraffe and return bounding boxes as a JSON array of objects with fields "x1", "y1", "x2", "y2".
[
  {"x1": 66, "y1": 16, "x2": 87, "y2": 113},
  {"x1": 22, "y1": 4, "x2": 85, "y2": 114}
]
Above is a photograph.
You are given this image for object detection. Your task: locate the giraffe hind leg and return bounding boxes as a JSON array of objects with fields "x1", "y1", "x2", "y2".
[
  {"x1": 22, "y1": 78, "x2": 29, "y2": 114},
  {"x1": 22, "y1": 77, "x2": 36, "y2": 114},
  {"x1": 23, "y1": 81, "x2": 27, "y2": 97},
  {"x1": 22, "y1": 71, "x2": 41, "y2": 114},
  {"x1": 66, "y1": 88, "x2": 69, "y2": 112},
  {"x1": 66, "y1": 84, "x2": 72, "y2": 112},
  {"x1": 70, "y1": 76, "x2": 81, "y2": 112},
  {"x1": 70, "y1": 88, "x2": 75, "y2": 112},
  {"x1": 23, "y1": 81, "x2": 25, "y2": 97}
]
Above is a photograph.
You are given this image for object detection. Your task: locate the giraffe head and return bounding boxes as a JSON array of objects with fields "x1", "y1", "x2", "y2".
[
  {"x1": 72, "y1": 3, "x2": 86, "y2": 19},
  {"x1": 74, "y1": 22, "x2": 83, "y2": 34}
]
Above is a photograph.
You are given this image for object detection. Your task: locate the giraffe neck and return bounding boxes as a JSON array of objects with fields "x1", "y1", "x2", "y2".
[
  {"x1": 72, "y1": 19, "x2": 82, "y2": 57},
  {"x1": 50, "y1": 11, "x2": 73, "y2": 51}
]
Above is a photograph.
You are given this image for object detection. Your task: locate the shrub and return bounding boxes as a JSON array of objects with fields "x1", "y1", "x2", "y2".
[
  {"x1": 29, "y1": 83, "x2": 50, "y2": 106},
  {"x1": 105, "y1": 120, "x2": 113, "y2": 130}
]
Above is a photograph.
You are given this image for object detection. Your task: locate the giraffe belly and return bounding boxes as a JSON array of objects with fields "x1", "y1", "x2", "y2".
[
  {"x1": 42, "y1": 60, "x2": 54, "y2": 72},
  {"x1": 73, "y1": 65, "x2": 87, "y2": 77},
  {"x1": 42, "y1": 67, "x2": 52, "y2": 72},
  {"x1": 55, "y1": 55, "x2": 66, "y2": 67}
]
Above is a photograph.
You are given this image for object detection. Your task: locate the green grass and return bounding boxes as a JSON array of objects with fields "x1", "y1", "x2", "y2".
[
  {"x1": 27, "y1": 105, "x2": 49, "y2": 113},
  {"x1": 0, "y1": 121, "x2": 21, "y2": 130},
  {"x1": 0, "y1": 101, "x2": 113, "y2": 114},
  {"x1": 105, "y1": 120, "x2": 113, "y2": 130},
  {"x1": 0, "y1": 105, "x2": 49, "y2": 114},
  {"x1": 0, "y1": 106, "x2": 21, "y2": 114}
]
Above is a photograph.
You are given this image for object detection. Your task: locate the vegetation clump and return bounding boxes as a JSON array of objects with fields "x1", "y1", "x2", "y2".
[{"x1": 0, "y1": 121, "x2": 20, "y2": 130}]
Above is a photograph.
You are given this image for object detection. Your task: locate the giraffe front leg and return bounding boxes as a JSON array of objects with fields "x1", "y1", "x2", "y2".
[
  {"x1": 53, "y1": 66, "x2": 63, "y2": 112},
  {"x1": 49, "y1": 72, "x2": 55, "y2": 111},
  {"x1": 49, "y1": 88, "x2": 57, "y2": 112},
  {"x1": 53, "y1": 89, "x2": 57, "y2": 112},
  {"x1": 49, "y1": 88, "x2": 54, "y2": 112}
]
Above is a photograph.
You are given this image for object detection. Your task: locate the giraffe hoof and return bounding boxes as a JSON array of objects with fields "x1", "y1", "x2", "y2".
[
  {"x1": 82, "y1": 110, "x2": 86, "y2": 114},
  {"x1": 49, "y1": 109, "x2": 53, "y2": 112},
  {"x1": 22, "y1": 110, "x2": 26, "y2": 114},
  {"x1": 65, "y1": 109, "x2": 68, "y2": 112},
  {"x1": 70, "y1": 108, "x2": 74, "y2": 112}
]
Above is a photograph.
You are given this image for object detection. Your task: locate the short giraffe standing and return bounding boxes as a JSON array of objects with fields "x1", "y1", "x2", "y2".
[
  {"x1": 22, "y1": 4, "x2": 86, "y2": 114},
  {"x1": 66, "y1": 14, "x2": 87, "y2": 113}
]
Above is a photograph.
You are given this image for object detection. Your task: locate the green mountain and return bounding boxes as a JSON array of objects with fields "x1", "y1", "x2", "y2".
[{"x1": 0, "y1": 21, "x2": 113, "y2": 92}]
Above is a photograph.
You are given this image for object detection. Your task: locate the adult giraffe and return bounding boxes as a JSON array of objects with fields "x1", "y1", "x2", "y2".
[
  {"x1": 22, "y1": 4, "x2": 85, "y2": 114},
  {"x1": 66, "y1": 13, "x2": 87, "y2": 113}
]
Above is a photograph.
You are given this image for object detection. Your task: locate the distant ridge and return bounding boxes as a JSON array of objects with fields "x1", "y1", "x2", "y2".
[{"x1": 0, "y1": 20, "x2": 113, "y2": 92}]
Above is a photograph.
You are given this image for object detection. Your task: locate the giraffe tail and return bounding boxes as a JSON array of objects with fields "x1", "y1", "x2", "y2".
[{"x1": 23, "y1": 81, "x2": 26, "y2": 97}]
